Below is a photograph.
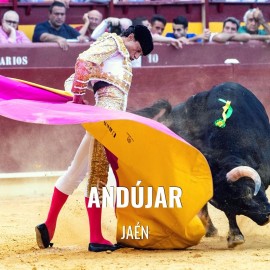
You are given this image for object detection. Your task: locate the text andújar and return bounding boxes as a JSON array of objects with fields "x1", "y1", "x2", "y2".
[{"x1": 88, "y1": 180, "x2": 183, "y2": 208}]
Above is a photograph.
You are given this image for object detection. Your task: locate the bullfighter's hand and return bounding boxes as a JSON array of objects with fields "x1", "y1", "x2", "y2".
[{"x1": 72, "y1": 94, "x2": 88, "y2": 104}]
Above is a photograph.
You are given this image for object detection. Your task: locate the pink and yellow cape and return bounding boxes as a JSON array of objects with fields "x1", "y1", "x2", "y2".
[{"x1": 0, "y1": 75, "x2": 213, "y2": 249}]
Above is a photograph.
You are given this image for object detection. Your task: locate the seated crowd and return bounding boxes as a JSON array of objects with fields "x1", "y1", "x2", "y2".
[{"x1": 1, "y1": 1, "x2": 270, "y2": 49}]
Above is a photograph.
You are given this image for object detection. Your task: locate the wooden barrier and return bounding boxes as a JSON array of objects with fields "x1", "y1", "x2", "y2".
[
  {"x1": 1, "y1": 42, "x2": 270, "y2": 173},
  {"x1": 1, "y1": 42, "x2": 270, "y2": 109},
  {"x1": 0, "y1": 117, "x2": 84, "y2": 173}
]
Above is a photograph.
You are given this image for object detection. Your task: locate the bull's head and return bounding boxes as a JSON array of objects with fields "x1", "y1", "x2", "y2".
[{"x1": 212, "y1": 166, "x2": 270, "y2": 226}]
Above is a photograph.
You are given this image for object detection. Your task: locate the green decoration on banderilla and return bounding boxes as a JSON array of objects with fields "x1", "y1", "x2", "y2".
[{"x1": 214, "y1": 99, "x2": 233, "y2": 128}]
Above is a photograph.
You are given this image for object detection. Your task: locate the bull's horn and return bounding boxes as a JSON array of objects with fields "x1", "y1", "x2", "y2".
[{"x1": 226, "y1": 166, "x2": 261, "y2": 196}]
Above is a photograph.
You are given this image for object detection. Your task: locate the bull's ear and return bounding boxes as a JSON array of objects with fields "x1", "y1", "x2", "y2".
[{"x1": 226, "y1": 166, "x2": 261, "y2": 196}]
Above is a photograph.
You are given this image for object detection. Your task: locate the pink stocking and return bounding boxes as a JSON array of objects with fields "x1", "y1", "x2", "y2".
[
  {"x1": 45, "y1": 187, "x2": 68, "y2": 240},
  {"x1": 85, "y1": 197, "x2": 112, "y2": 245}
]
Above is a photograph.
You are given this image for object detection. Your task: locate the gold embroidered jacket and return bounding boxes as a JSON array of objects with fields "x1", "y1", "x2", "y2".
[{"x1": 71, "y1": 33, "x2": 133, "y2": 95}]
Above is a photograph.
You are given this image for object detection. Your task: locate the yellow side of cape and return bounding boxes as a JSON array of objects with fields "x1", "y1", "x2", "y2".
[{"x1": 83, "y1": 118, "x2": 213, "y2": 249}]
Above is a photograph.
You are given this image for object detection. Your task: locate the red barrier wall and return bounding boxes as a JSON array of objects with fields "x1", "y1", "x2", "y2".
[{"x1": 0, "y1": 117, "x2": 84, "y2": 173}]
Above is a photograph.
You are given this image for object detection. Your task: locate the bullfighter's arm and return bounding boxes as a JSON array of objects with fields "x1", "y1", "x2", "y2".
[{"x1": 71, "y1": 34, "x2": 118, "y2": 102}]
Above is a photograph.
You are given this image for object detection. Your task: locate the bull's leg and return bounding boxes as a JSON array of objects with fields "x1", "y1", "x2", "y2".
[
  {"x1": 225, "y1": 213, "x2": 245, "y2": 248},
  {"x1": 198, "y1": 204, "x2": 218, "y2": 237}
]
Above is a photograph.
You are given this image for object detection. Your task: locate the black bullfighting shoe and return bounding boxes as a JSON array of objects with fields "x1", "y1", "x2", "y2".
[
  {"x1": 88, "y1": 243, "x2": 122, "y2": 252},
  {"x1": 35, "y1": 223, "x2": 53, "y2": 249}
]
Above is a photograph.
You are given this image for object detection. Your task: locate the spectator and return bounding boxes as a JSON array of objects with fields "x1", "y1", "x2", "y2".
[
  {"x1": 166, "y1": 16, "x2": 210, "y2": 43},
  {"x1": 223, "y1": 17, "x2": 240, "y2": 34},
  {"x1": 0, "y1": 10, "x2": 31, "y2": 44},
  {"x1": 149, "y1": 14, "x2": 183, "y2": 49},
  {"x1": 91, "y1": 17, "x2": 132, "y2": 40},
  {"x1": 32, "y1": 1, "x2": 88, "y2": 50},
  {"x1": 150, "y1": 14, "x2": 166, "y2": 36},
  {"x1": 238, "y1": 8, "x2": 270, "y2": 35},
  {"x1": 210, "y1": 16, "x2": 270, "y2": 43},
  {"x1": 209, "y1": 17, "x2": 249, "y2": 43},
  {"x1": 76, "y1": 10, "x2": 103, "y2": 40}
]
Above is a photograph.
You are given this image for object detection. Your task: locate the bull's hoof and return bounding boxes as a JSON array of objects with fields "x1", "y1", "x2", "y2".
[{"x1": 227, "y1": 234, "x2": 245, "y2": 248}]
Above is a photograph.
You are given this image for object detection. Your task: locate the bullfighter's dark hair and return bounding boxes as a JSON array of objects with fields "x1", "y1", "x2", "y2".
[{"x1": 121, "y1": 25, "x2": 153, "y2": 56}]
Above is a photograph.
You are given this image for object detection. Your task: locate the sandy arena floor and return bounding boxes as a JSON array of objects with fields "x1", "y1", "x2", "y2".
[{"x1": 0, "y1": 176, "x2": 270, "y2": 270}]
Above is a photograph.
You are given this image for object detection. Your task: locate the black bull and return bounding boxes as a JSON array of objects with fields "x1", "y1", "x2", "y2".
[{"x1": 135, "y1": 82, "x2": 270, "y2": 248}]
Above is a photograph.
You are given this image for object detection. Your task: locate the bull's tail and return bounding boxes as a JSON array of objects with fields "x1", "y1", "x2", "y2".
[{"x1": 133, "y1": 100, "x2": 172, "y2": 122}]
